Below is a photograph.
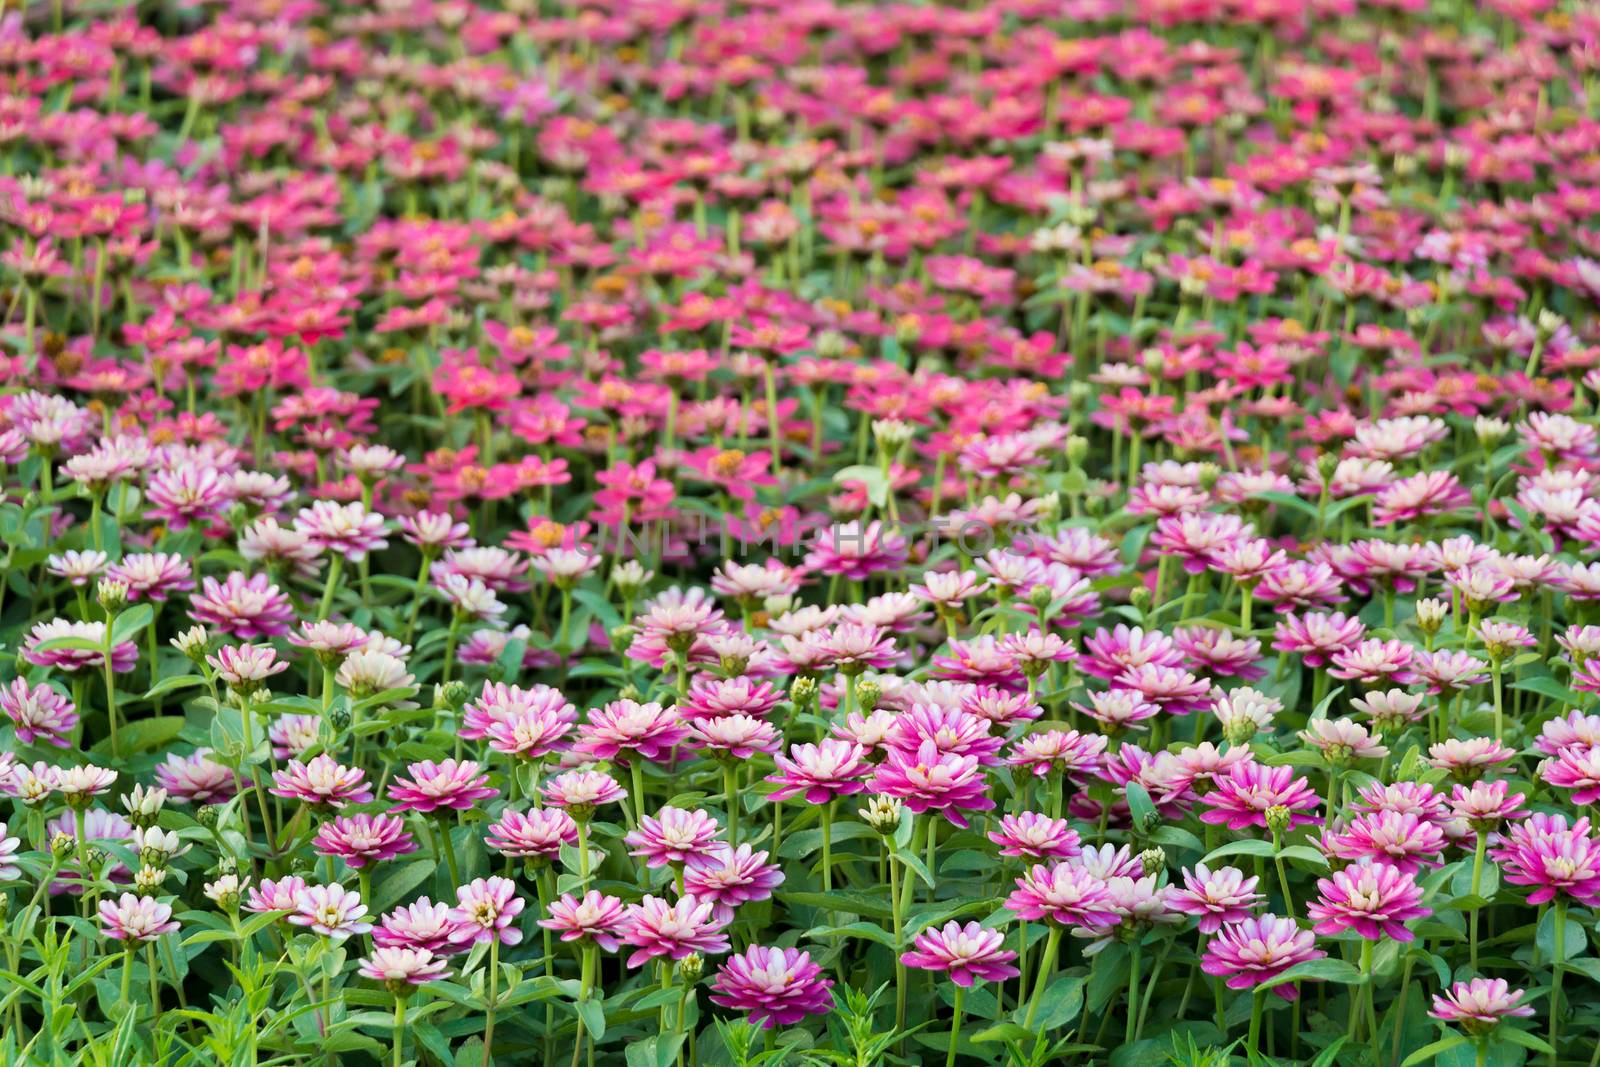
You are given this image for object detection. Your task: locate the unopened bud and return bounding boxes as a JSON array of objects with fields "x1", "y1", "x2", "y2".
[
  {"x1": 855, "y1": 679, "x2": 881, "y2": 713},
  {"x1": 1265, "y1": 805, "x2": 1293, "y2": 837},
  {"x1": 1138, "y1": 847, "x2": 1166, "y2": 877},
  {"x1": 134, "y1": 865, "x2": 167, "y2": 894},
  {"x1": 790, "y1": 676, "x2": 817, "y2": 710},
  {"x1": 98, "y1": 579, "x2": 129, "y2": 613},
  {"x1": 677, "y1": 953, "x2": 705, "y2": 983},
  {"x1": 858, "y1": 794, "x2": 903, "y2": 834},
  {"x1": 1415, "y1": 597, "x2": 1447, "y2": 635}
]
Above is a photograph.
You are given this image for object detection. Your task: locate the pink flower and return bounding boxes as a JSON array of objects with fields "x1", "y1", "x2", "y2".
[
  {"x1": 1167, "y1": 864, "x2": 1264, "y2": 934},
  {"x1": 245, "y1": 876, "x2": 309, "y2": 914},
  {"x1": 386, "y1": 759, "x2": 496, "y2": 813},
  {"x1": 900, "y1": 921, "x2": 1019, "y2": 986},
  {"x1": 1200, "y1": 762, "x2": 1320, "y2": 832},
  {"x1": 625, "y1": 806, "x2": 722, "y2": 869},
  {"x1": 155, "y1": 749, "x2": 237, "y2": 804},
  {"x1": 870, "y1": 741, "x2": 995, "y2": 828},
  {"x1": 357, "y1": 947, "x2": 449, "y2": 986},
  {"x1": 23, "y1": 620, "x2": 138, "y2": 673},
  {"x1": 0, "y1": 678, "x2": 77, "y2": 747},
  {"x1": 686, "y1": 714, "x2": 782, "y2": 760},
  {"x1": 484, "y1": 702, "x2": 574, "y2": 761},
  {"x1": 1429, "y1": 978, "x2": 1535, "y2": 1035},
  {"x1": 1492, "y1": 812, "x2": 1600, "y2": 906},
  {"x1": 447, "y1": 877, "x2": 525, "y2": 947},
  {"x1": 540, "y1": 891, "x2": 628, "y2": 951},
  {"x1": 620, "y1": 894, "x2": 730, "y2": 968},
  {"x1": 484, "y1": 808, "x2": 577, "y2": 859},
  {"x1": 1201, "y1": 914, "x2": 1324, "y2": 1001},
  {"x1": 542, "y1": 770, "x2": 626, "y2": 816},
  {"x1": 574, "y1": 699, "x2": 688, "y2": 763},
  {"x1": 988, "y1": 812, "x2": 1082, "y2": 860},
  {"x1": 767, "y1": 740, "x2": 871, "y2": 804},
  {"x1": 313, "y1": 813, "x2": 417, "y2": 869},
  {"x1": 270, "y1": 754, "x2": 373, "y2": 809},
  {"x1": 710, "y1": 945, "x2": 834, "y2": 1028},
  {"x1": 295, "y1": 500, "x2": 388, "y2": 562},
  {"x1": 1007, "y1": 729, "x2": 1107, "y2": 779},
  {"x1": 683, "y1": 844, "x2": 786, "y2": 921},
  {"x1": 804, "y1": 520, "x2": 907, "y2": 580},
  {"x1": 1327, "y1": 812, "x2": 1447, "y2": 875},
  {"x1": 1005, "y1": 863, "x2": 1119, "y2": 928},
  {"x1": 188, "y1": 573, "x2": 294, "y2": 639},
  {"x1": 1307, "y1": 863, "x2": 1430, "y2": 941},
  {"x1": 460, "y1": 682, "x2": 576, "y2": 741},
  {"x1": 289, "y1": 883, "x2": 372, "y2": 941},
  {"x1": 374, "y1": 898, "x2": 462, "y2": 954},
  {"x1": 98, "y1": 893, "x2": 179, "y2": 941}
]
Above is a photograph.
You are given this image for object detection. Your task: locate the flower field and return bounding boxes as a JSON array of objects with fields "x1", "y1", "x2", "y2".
[{"x1": 5, "y1": 0, "x2": 1600, "y2": 1064}]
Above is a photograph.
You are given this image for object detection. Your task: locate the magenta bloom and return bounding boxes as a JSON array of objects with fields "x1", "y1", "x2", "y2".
[
  {"x1": 1005, "y1": 863, "x2": 1119, "y2": 928},
  {"x1": 709, "y1": 945, "x2": 834, "y2": 1028},
  {"x1": 1167, "y1": 864, "x2": 1264, "y2": 934},
  {"x1": 270, "y1": 754, "x2": 372, "y2": 809},
  {"x1": 461, "y1": 682, "x2": 577, "y2": 742},
  {"x1": 625, "y1": 806, "x2": 722, "y2": 869},
  {"x1": 1327, "y1": 812, "x2": 1447, "y2": 875},
  {"x1": 988, "y1": 812, "x2": 1082, "y2": 860},
  {"x1": 312, "y1": 813, "x2": 417, "y2": 869},
  {"x1": 289, "y1": 883, "x2": 372, "y2": 941},
  {"x1": 374, "y1": 898, "x2": 462, "y2": 954},
  {"x1": 1201, "y1": 914, "x2": 1324, "y2": 1001},
  {"x1": 484, "y1": 807, "x2": 577, "y2": 859},
  {"x1": 188, "y1": 572, "x2": 295, "y2": 639},
  {"x1": 574, "y1": 699, "x2": 688, "y2": 763},
  {"x1": 447, "y1": 877, "x2": 525, "y2": 947},
  {"x1": 1430, "y1": 978, "x2": 1536, "y2": 1035},
  {"x1": 155, "y1": 749, "x2": 237, "y2": 804},
  {"x1": 542, "y1": 770, "x2": 626, "y2": 815},
  {"x1": 869, "y1": 740, "x2": 994, "y2": 828},
  {"x1": 387, "y1": 759, "x2": 497, "y2": 813},
  {"x1": 484, "y1": 703, "x2": 574, "y2": 761},
  {"x1": 1541, "y1": 746, "x2": 1600, "y2": 805},
  {"x1": 767, "y1": 740, "x2": 871, "y2": 804},
  {"x1": 900, "y1": 921, "x2": 1020, "y2": 986},
  {"x1": 0, "y1": 678, "x2": 77, "y2": 747},
  {"x1": 357, "y1": 947, "x2": 449, "y2": 986},
  {"x1": 99, "y1": 893, "x2": 179, "y2": 942},
  {"x1": 1492, "y1": 812, "x2": 1600, "y2": 906},
  {"x1": 1306, "y1": 863, "x2": 1430, "y2": 941},
  {"x1": 620, "y1": 894, "x2": 731, "y2": 968},
  {"x1": 23, "y1": 620, "x2": 138, "y2": 673},
  {"x1": 683, "y1": 844, "x2": 786, "y2": 921},
  {"x1": 540, "y1": 891, "x2": 628, "y2": 951},
  {"x1": 1199, "y1": 762, "x2": 1320, "y2": 832},
  {"x1": 245, "y1": 876, "x2": 309, "y2": 914},
  {"x1": 295, "y1": 500, "x2": 388, "y2": 562}
]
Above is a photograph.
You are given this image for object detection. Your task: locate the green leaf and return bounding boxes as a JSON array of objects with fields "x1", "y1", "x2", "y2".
[
  {"x1": 374, "y1": 860, "x2": 436, "y2": 912},
  {"x1": 1202, "y1": 838, "x2": 1275, "y2": 863},
  {"x1": 1537, "y1": 906, "x2": 1585, "y2": 962},
  {"x1": 832, "y1": 465, "x2": 890, "y2": 508},
  {"x1": 807, "y1": 922, "x2": 897, "y2": 949},
  {"x1": 1401, "y1": 1035, "x2": 1469, "y2": 1067},
  {"x1": 110, "y1": 604, "x2": 154, "y2": 645},
  {"x1": 971, "y1": 1022, "x2": 1034, "y2": 1044},
  {"x1": 1499, "y1": 1028, "x2": 1554, "y2": 1054},
  {"x1": 143, "y1": 673, "x2": 206, "y2": 700},
  {"x1": 776, "y1": 891, "x2": 892, "y2": 920},
  {"x1": 625, "y1": 1033, "x2": 685, "y2": 1067},
  {"x1": 575, "y1": 996, "x2": 605, "y2": 1041},
  {"x1": 1258, "y1": 957, "x2": 1362, "y2": 990}
]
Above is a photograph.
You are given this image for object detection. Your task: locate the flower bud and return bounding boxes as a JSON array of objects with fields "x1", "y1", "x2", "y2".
[
  {"x1": 97, "y1": 579, "x2": 129, "y2": 613},
  {"x1": 858, "y1": 794, "x2": 903, "y2": 834},
  {"x1": 1138, "y1": 847, "x2": 1166, "y2": 877},
  {"x1": 789, "y1": 676, "x2": 817, "y2": 710},
  {"x1": 677, "y1": 953, "x2": 705, "y2": 983},
  {"x1": 1415, "y1": 597, "x2": 1448, "y2": 635},
  {"x1": 51, "y1": 831, "x2": 75, "y2": 858},
  {"x1": 1065, "y1": 435, "x2": 1089, "y2": 466},
  {"x1": 172, "y1": 625, "x2": 211, "y2": 660},
  {"x1": 121, "y1": 784, "x2": 167, "y2": 829},
  {"x1": 1265, "y1": 805, "x2": 1293, "y2": 838},
  {"x1": 134, "y1": 865, "x2": 168, "y2": 894},
  {"x1": 855, "y1": 679, "x2": 881, "y2": 713}
]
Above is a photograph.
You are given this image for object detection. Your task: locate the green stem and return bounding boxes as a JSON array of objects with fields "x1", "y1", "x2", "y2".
[
  {"x1": 1023, "y1": 926, "x2": 1062, "y2": 1030},
  {"x1": 945, "y1": 985, "x2": 965, "y2": 1067},
  {"x1": 392, "y1": 996, "x2": 405, "y2": 1067},
  {"x1": 1551, "y1": 899, "x2": 1566, "y2": 1067},
  {"x1": 482, "y1": 937, "x2": 498, "y2": 1066},
  {"x1": 317, "y1": 555, "x2": 344, "y2": 621}
]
